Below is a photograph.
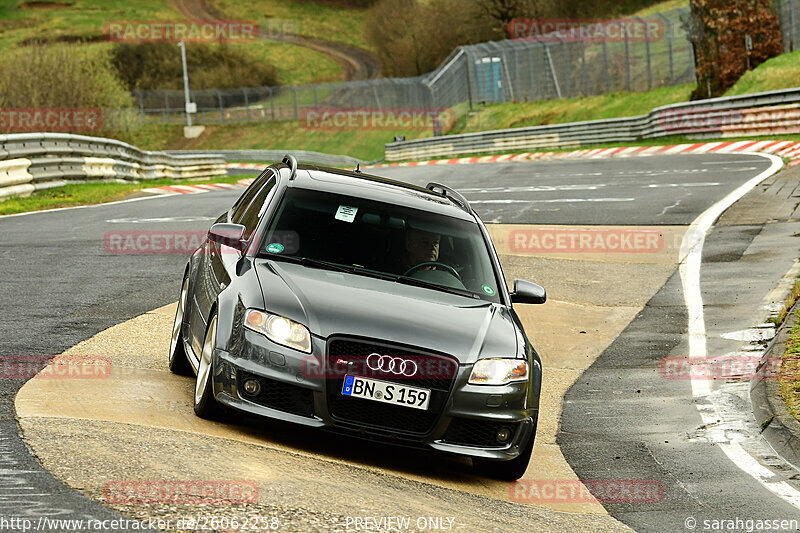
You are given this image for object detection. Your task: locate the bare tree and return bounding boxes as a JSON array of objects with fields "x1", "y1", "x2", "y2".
[
  {"x1": 687, "y1": 0, "x2": 783, "y2": 99},
  {"x1": 474, "y1": 0, "x2": 539, "y2": 34}
]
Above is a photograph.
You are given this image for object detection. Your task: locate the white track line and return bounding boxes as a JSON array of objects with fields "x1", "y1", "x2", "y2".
[{"x1": 679, "y1": 153, "x2": 800, "y2": 509}]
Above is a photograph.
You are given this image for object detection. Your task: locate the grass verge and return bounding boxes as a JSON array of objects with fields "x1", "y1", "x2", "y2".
[
  {"x1": 780, "y1": 306, "x2": 800, "y2": 420},
  {"x1": 0, "y1": 173, "x2": 254, "y2": 216},
  {"x1": 725, "y1": 50, "x2": 800, "y2": 97},
  {"x1": 773, "y1": 280, "x2": 800, "y2": 326},
  {"x1": 184, "y1": 120, "x2": 430, "y2": 162},
  {"x1": 212, "y1": 0, "x2": 372, "y2": 50},
  {"x1": 0, "y1": 1, "x2": 344, "y2": 85}
]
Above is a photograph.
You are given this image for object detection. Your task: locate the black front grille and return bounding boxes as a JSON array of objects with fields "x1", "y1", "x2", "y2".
[
  {"x1": 326, "y1": 337, "x2": 458, "y2": 436},
  {"x1": 238, "y1": 371, "x2": 314, "y2": 417},
  {"x1": 442, "y1": 418, "x2": 519, "y2": 448}
]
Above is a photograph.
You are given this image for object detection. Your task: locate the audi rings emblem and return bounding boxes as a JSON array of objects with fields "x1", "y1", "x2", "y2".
[{"x1": 366, "y1": 353, "x2": 417, "y2": 377}]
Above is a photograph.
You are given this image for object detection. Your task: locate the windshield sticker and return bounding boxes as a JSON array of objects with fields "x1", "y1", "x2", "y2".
[
  {"x1": 482, "y1": 285, "x2": 495, "y2": 296},
  {"x1": 266, "y1": 242, "x2": 284, "y2": 254},
  {"x1": 335, "y1": 205, "x2": 358, "y2": 223}
]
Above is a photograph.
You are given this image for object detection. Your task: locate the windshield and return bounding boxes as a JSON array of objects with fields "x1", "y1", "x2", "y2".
[{"x1": 257, "y1": 187, "x2": 502, "y2": 302}]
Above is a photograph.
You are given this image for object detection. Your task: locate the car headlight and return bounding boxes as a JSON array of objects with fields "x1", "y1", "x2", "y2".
[
  {"x1": 469, "y1": 358, "x2": 528, "y2": 385},
  {"x1": 244, "y1": 310, "x2": 311, "y2": 353}
]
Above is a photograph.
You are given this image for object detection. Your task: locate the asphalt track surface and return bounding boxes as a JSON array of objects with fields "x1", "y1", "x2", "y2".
[{"x1": 2, "y1": 153, "x2": 797, "y2": 531}]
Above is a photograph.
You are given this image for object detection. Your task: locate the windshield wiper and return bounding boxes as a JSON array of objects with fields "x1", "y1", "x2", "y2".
[
  {"x1": 395, "y1": 276, "x2": 480, "y2": 299},
  {"x1": 266, "y1": 256, "x2": 395, "y2": 281},
  {"x1": 266, "y1": 255, "x2": 353, "y2": 273}
]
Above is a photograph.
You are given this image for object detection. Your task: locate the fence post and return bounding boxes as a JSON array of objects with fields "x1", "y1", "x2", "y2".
[
  {"x1": 602, "y1": 36, "x2": 610, "y2": 92},
  {"x1": 637, "y1": 17, "x2": 653, "y2": 90},
  {"x1": 776, "y1": 0, "x2": 785, "y2": 52},
  {"x1": 372, "y1": 83, "x2": 381, "y2": 108},
  {"x1": 658, "y1": 12, "x2": 674, "y2": 83},
  {"x1": 529, "y1": 43, "x2": 537, "y2": 101},
  {"x1": 136, "y1": 90, "x2": 145, "y2": 120},
  {"x1": 677, "y1": 7, "x2": 697, "y2": 84},
  {"x1": 349, "y1": 83, "x2": 357, "y2": 108},
  {"x1": 162, "y1": 90, "x2": 169, "y2": 122},
  {"x1": 214, "y1": 89, "x2": 225, "y2": 123},
  {"x1": 791, "y1": 0, "x2": 798, "y2": 52},
  {"x1": 464, "y1": 49, "x2": 475, "y2": 109},
  {"x1": 580, "y1": 39, "x2": 587, "y2": 96},
  {"x1": 544, "y1": 43, "x2": 562, "y2": 98},
  {"x1": 560, "y1": 38, "x2": 570, "y2": 98},
  {"x1": 291, "y1": 85, "x2": 298, "y2": 120},
  {"x1": 624, "y1": 31, "x2": 632, "y2": 92},
  {"x1": 312, "y1": 84, "x2": 318, "y2": 107},
  {"x1": 243, "y1": 87, "x2": 250, "y2": 121},
  {"x1": 513, "y1": 47, "x2": 522, "y2": 102},
  {"x1": 267, "y1": 86, "x2": 275, "y2": 120}
]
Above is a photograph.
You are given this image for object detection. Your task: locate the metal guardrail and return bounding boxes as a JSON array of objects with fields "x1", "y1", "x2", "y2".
[
  {"x1": 384, "y1": 87, "x2": 800, "y2": 161},
  {"x1": 167, "y1": 149, "x2": 363, "y2": 168},
  {"x1": 0, "y1": 133, "x2": 226, "y2": 200}
]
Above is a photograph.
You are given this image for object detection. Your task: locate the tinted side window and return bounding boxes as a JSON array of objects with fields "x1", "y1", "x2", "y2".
[
  {"x1": 238, "y1": 176, "x2": 276, "y2": 240},
  {"x1": 231, "y1": 170, "x2": 272, "y2": 223}
]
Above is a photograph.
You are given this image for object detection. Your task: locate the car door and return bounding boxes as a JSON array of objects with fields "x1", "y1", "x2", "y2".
[{"x1": 189, "y1": 172, "x2": 278, "y2": 356}]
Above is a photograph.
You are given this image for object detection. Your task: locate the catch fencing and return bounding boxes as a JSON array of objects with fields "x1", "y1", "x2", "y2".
[
  {"x1": 132, "y1": 1, "x2": 800, "y2": 126},
  {"x1": 383, "y1": 87, "x2": 800, "y2": 161},
  {"x1": 0, "y1": 133, "x2": 225, "y2": 200}
]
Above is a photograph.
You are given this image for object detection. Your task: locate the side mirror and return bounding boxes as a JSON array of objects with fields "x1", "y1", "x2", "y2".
[
  {"x1": 208, "y1": 223, "x2": 246, "y2": 250},
  {"x1": 510, "y1": 279, "x2": 546, "y2": 304}
]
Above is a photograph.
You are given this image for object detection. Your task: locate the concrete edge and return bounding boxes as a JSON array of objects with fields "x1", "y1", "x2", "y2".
[{"x1": 751, "y1": 300, "x2": 800, "y2": 472}]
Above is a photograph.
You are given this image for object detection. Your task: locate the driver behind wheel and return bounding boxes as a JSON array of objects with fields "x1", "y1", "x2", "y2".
[{"x1": 402, "y1": 227, "x2": 441, "y2": 273}]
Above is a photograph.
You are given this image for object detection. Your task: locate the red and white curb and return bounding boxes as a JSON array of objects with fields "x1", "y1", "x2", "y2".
[
  {"x1": 364, "y1": 140, "x2": 800, "y2": 169},
  {"x1": 141, "y1": 183, "x2": 241, "y2": 196},
  {"x1": 226, "y1": 163, "x2": 265, "y2": 171},
  {"x1": 221, "y1": 140, "x2": 800, "y2": 180}
]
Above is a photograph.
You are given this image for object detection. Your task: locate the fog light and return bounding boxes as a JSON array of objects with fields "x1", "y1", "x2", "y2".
[
  {"x1": 496, "y1": 427, "x2": 512, "y2": 443},
  {"x1": 242, "y1": 378, "x2": 261, "y2": 396}
]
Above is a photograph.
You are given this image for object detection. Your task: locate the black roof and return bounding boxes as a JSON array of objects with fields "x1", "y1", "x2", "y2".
[{"x1": 277, "y1": 163, "x2": 476, "y2": 222}]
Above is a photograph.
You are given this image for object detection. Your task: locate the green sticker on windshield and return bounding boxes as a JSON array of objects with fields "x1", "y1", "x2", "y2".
[
  {"x1": 482, "y1": 285, "x2": 495, "y2": 295},
  {"x1": 266, "y1": 242, "x2": 284, "y2": 254}
]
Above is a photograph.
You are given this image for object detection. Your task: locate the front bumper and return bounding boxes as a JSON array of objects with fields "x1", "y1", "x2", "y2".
[{"x1": 212, "y1": 330, "x2": 538, "y2": 460}]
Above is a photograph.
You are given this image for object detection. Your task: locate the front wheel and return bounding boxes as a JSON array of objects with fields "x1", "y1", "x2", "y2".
[
  {"x1": 473, "y1": 422, "x2": 535, "y2": 481},
  {"x1": 168, "y1": 275, "x2": 192, "y2": 376},
  {"x1": 193, "y1": 313, "x2": 224, "y2": 419}
]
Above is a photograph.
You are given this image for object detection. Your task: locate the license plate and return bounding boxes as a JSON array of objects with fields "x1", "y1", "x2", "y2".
[{"x1": 342, "y1": 375, "x2": 431, "y2": 410}]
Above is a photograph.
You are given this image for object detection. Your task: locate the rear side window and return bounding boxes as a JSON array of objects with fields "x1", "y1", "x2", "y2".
[{"x1": 237, "y1": 175, "x2": 276, "y2": 240}]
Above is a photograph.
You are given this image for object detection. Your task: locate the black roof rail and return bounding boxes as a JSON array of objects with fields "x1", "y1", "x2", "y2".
[
  {"x1": 282, "y1": 154, "x2": 298, "y2": 180},
  {"x1": 426, "y1": 182, "x2": 472, "y2": 214}
]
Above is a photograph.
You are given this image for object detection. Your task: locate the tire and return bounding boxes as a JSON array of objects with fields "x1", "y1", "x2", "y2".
[
  {"x1": 193, "y1": 313, "x2": 224, "y2": 419},
  {"x1": 168, "y1": 275, "x2": 193, "y2": 376},
  {"x1": 473, "y1": 421, "x2": 536, "y2": 481}
]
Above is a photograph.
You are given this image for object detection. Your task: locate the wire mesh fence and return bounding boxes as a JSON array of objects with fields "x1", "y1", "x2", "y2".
[{"x1": 133, "y1": 2, "x2": 800, "y2": 128}]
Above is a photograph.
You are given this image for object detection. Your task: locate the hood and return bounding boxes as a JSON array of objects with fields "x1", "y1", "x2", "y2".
[{"x1": 254, "y1": 259, "x2": 520, "y2": 364}]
